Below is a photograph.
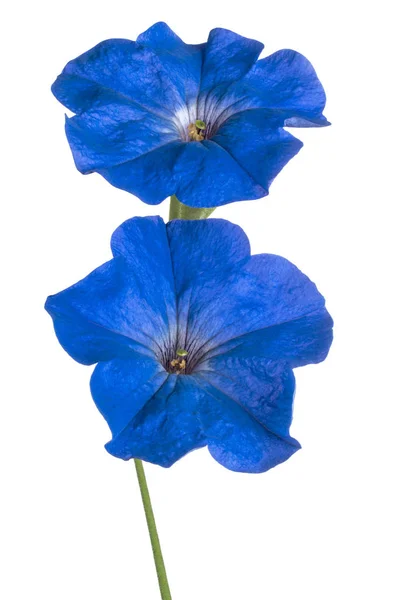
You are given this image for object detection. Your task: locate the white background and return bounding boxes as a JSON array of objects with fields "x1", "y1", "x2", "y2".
[{"x1": 2, "y1": 1, "x2": 399, "y2": 598}]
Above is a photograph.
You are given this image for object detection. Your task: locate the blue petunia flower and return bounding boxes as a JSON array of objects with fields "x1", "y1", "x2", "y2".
[
  {"x1": 45, "y1": 217, "x2": 333, "y2": 473},
  {"x1": 52, "y1": 22, "x2": 329, "y2": 208}
]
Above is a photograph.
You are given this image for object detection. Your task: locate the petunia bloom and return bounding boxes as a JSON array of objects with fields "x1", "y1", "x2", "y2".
[
  {"x1": 45, "y1": 217, "x2": 333, "y2": 473},
  {"x1": 52, "y1": 22, "x2": 329, "y2": 208}
]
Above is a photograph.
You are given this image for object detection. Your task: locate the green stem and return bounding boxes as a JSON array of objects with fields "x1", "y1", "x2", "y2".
[
  {"x1": 134, "y1": 459, "x2": 172, "y2": 600},
  {"x1": 169, "y1": 194, "x2": 216, "y2": 220}
]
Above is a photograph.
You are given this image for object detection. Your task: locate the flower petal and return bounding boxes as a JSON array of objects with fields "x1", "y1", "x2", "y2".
[
  {"x1": 45, "y1": 260, "x2": 146, "y2": 364},
  {"x1": 176, "y1": 252, "x2": 332, "y2": 366},
  {"x1": 105, "y1": 376, "x2": 207, "y2": 466},
  {"x1": 64, "y1": 102, "x2": 178, "y2": 173},
  {"x1": 197, "y1": 358, "x2": 296, "y2": 439},
  {"x1": 201, "y1": 28, "x2": 263, "y2": 89},
  {"x1": 166, "y1": 219, "x2": 250, "y2": 291},
  {"x1": 166, "y1": 219, "x2": 250, "y2": 350},
  {"x1": 45, "y1": 217, "x2": 176, "y2": 363},
  {"x1": 284, "y1": 115, "x2": 330, "y2": 128},
  {"x1": 90, "y1": 356, "x2": 167, "y2": 437},
  {"x1": 173, "y1": 140, "x2": 267, "y2": 207},
  {"x1": 198, "y1": 28, "x2": 263, "y2": 122},
  {"x1": 214, "y1": 311, "x2": 333, "y2": 368},
  {"x1": 97, "y1": 141, "x2": 183, "y2": 205},
  {"x1": 220, "y1": 49, "x2": 328, "y2": 127},
  {"x1": 110, "y1": 216, "x2": 177, "y2": 337},
  {"x1": 137, "y1": 22, "x2": 204, "y2": 122},
  {"x1": 51, "y1": 36, "x2": 190, "y2": 122},
  {"x1": 193, "y1": 375, "x2": 300, "y2": 473},
  {"x1": 251, "y1": 50, "x2": 327, "y2": 119},
  {"x1": 212, "y1": 110, "x2": 303, "y2": 193}
]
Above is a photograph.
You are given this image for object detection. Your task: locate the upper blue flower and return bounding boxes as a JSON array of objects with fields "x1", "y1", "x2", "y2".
[
  {"x1": 52, "y1": 22, "x2": 329, "y2": 208},
  {"x1": 45, "y1": 217, "x2": 333, "y2": 473}
]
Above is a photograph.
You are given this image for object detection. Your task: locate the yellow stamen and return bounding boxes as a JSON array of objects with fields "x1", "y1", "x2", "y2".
[
  {"x1": 188, "y1": 122, "x2": 205, "y2": 141},
  {"x1": 169, "y1": 356, "x2": 187, "y2": 373}
]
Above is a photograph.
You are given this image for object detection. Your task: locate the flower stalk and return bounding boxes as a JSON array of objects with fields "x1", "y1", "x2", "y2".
[
  {"x1": 134, "y1": 458, "x2": 172, "y2": 600},
  {"x1": 169, "y1": 194, "x2": 216, "y2": 220}
]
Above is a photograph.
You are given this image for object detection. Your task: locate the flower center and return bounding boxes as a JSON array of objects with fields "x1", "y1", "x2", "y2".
[
  {"x1": 188, "y1": 119, "x2": 207, "y2": 141},
  {"x1": 158, "y1": 338, "x2": 208, "y2": 375},
  {"x1": 168, "y1": 348, "x2": 188, "y2": 374}
]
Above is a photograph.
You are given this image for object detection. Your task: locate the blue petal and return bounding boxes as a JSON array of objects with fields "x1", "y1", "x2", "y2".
[
  {"x1": 45, "y1": 217, "x2": 176, "y2": 364},
  {"x1": 105, "y1": 376, "x2": 207, "y2": 466},
  {"x1": 166, "y1": 219, "x2": 250, "y2": 349},
  {"x1": 193, "y1": 375, "x2": 300, "y2": 473},
  {"x1": 65, "y1": 102, "x2": 178, "y2": 173},
  {"x1": 98, "y1": 141, "x2": 183, "y2": 205},
  {"x1": 201, "y1": 28, "x2": 263, "y2": 89},
  {"x1": 222, "y1": 49, "x2": 328, "y2": 127},
  {"x1": 284, "y1": 115, "x2": 330, "y2": 128},
  {"x1": 137, "y1": 22, "x2": 204, "y2": 121},
  {"x1": 173, "y1": 140, "x2": 267, "y2": 207},
  {"x1": 51, "y1": 37, "x2": 189, "y2": 121},
  {"x1": 172, "y1": 251, "x2": 332, "y2": 366},
  {"x1": 214, "y1": 311, "x2": 333, "y2": 368},
  {"x1": 90, "y1": 356, "x2": 167, "y2": 437},
  {"x1": 209, "y1": 255, "x2": 333, "y2": 367},
  {"x1": 166, "y1": 218, "x2": 250, "y2": 291},
  {"x1": 45, "y1": 260, "x2": 147, "y2": 364},
  {"x1": 110, "y1": 216, "x2": 177, "y2": 336},
  {"x1": 197, "y1": 358, "x2": 296, "y2": 439},
  {"x1": 212, "y1": 110, "x2": 303, "y2": 194},
  {"x1": 198, "y1": 28, "x2": 263, "y2": 121}
]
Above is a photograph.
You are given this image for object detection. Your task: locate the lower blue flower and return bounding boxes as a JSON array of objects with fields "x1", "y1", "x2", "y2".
[{"x1": 45, "y1": 218, "x2": 333, "y2": 473}]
